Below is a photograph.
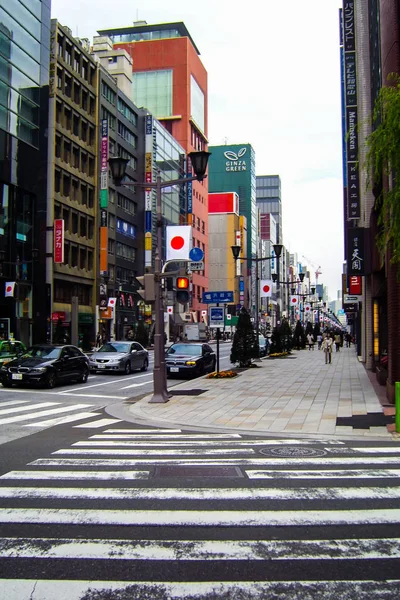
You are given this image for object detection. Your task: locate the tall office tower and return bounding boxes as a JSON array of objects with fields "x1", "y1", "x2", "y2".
[
  {"x1": 47, "y1": 21, "x2": 99, "y2": 344},
  {"x1": 0, "y1": 0, "x2": 50, "y2": 345},
  {"x1": 97, "y1": 21, "x2": 209, "y2": 323}
]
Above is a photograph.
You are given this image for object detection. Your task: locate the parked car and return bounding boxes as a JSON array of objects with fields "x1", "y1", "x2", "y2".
[
  {"x1": 0, "y1": 344, "x2": 89, "y2": 388},
  {"x1": 0, "y1": 340, "x2": 26, "y2": 368},
  {"x1": 89, "y1": 341, "x2": 149, "y2": 374},
  {"x1": 258, "y1": 335, "x2": 268, "y2": 357},
  {"x1": 165, "y1": 342, "x2": 216, "y2": 378}
]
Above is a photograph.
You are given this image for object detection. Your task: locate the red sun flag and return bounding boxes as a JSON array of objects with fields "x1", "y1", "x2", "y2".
[
  {"x1": 290, "y1": 295, "x2": 299, "y2": 305},
  {"x1": 5, "y1": 281, "x2": 15, "y2": 297},
  {"x1": 260, "y1": 279, "x2": 273, "y2": 297},
  {"x1": 166, "y1": 225, "x2": 192, "y2": 260}
]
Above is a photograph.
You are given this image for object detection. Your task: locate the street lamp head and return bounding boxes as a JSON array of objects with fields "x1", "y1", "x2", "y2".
[
  {"x1": 291, "y1": 287, "x2": 296, "y2": 295},
  {"x1": 231, "y1": 245, "x2": 241, "y2": 260},
  {"x1": 272, "y1": 273, "x2": 278, "y2": 283},
  {"x1": 188, "y1": 151, "x2": 211, "y2": 181},
  {"x1": 311, "y1": 287, "x2": 315, "y2": 295},
  {"x1": 299, "y1": 273, "x2": 305, "y2": 282},
  {"x1": 319, "y1": 296, "x2": 323, "y2": 302},
  {"x1": 273, "y1": 244, "x2": 283, "y2": 258},
  {"x1": 108, "y1": 156, "x2": 129, "y2": 186}
]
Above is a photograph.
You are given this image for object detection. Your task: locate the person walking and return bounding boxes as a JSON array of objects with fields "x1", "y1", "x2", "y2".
[
  {"x1": 334, "y1": 333, "x2": 341, "y2": 352},
  {"x1": 307, "y1": 332, "x2": 314, "y2": 350},
  {"x1": 317, "y1": 333, "x2": 323, "y2": 350},
  {"x1": 322, "y1": 335, "x2": 333, "y2": 364}
]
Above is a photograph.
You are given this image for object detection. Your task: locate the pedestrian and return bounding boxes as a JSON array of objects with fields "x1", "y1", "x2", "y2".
[
  {"x1": 346, "y1": 332, "x2": 352, "y2": 348},
  {"x1": 95, "y1": 332, "x2": 102, "y2": 348},
  {"x1": 334, "y1": 332, "x2": 341, "y2": 352},
  {"x1": 126, "y1": 327, "x2": 134, "y2": 341},
  {"x1": 322, "y1": 335, "x2": 333, "y2": 364},
  {"x1": 317, "y1": 333, "x2": 323, "y2": 350},
  {"x1": 307, "y1": 332, "x2": 314, "y2": 350}
]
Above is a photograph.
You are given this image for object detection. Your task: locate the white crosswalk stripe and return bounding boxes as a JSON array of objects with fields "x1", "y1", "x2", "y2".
[{"x1": 1, "y1": 427, "x2": 400, "y2": 598}]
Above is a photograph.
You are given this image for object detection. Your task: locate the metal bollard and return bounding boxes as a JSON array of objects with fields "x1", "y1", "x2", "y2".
[{"x1": 396, "y1": 382, "x2": 400, "y2": 433}]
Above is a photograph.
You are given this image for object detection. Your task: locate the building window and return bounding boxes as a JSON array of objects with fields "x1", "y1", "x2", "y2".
[
  {"x1": 133, "y1": 69, "x2": 172, "y2": 118},
  {"x1": 101, "y1": 81, "x2": 116, "y2": 105},
  {"x1": 190, "y1": 75, "x2": 205, "y2": 133}
]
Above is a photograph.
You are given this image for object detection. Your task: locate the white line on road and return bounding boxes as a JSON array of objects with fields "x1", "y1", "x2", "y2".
[
  {"x1": 1, "y1": 536, "x2": 400, "y2": 560},
  {"x1": 24, "y1": 412, "x2": 101, "y2": 428},
  {"x1": 0, "y1": 401, "x2": 59, "y2": 416},
  {"x1": 246, "y1": 469, "x2": 400, "y2": 479},
  {"x1": 0, "y1": 508, "x2": 399, "y2": 526},
  {"x1": 88, "y1": 433, "x2": 242, "y2": 440},
  {"x1": 0, "y1": 404, "x2": 94, "y2": 426},
  {"x1": 1, "y1": 485, "x2": 400, "y2": 501},
  {"x1": 53, "y1": 448, "x2": 256, "y2": 456},
  {"x1": 104, "y1": 428, "x2": 182, "y2": 433},
  {"x1": 73, "y1": 418, "x2": 122, "y2": 428},
  {"x1": 71, "y1": 439, "x2": 320, "y2": 447},
  {"x1": 0, "y1": 470, "x2": 149, "y2": 480},
  {"x1": 59, "y1": 372, "x2": 153, "y2": 394}
]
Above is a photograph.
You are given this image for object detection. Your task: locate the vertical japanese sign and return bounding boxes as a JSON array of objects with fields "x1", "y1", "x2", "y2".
[
  {"x1": 347, "y1": 228, "x2": 365, "y2": 275},
  {"x1": 342, "y1": 0, "x2": 360, "y2": 219},
  {"x1": 100, "y1": 119, "x2": 108, "y2": 209},
  {"x1": 145, "y1": 115, "x2": 153, "y2": 268},
  {"x1": 53, "y1": 219, "x2": 64, "y2": 263},
  {"x1": 186, "y1": 154, "x2": 193, "y2": 225}
]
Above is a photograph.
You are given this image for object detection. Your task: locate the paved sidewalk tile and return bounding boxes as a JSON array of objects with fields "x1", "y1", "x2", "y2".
[{"x1": 128, "y1": 346, "x2": 397, "y2": 440}]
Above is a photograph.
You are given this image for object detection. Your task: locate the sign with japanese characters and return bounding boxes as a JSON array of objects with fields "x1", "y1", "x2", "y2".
[
  {"x1": 347, "y1": 227, "x2": 365, "y2": 275},
  {"x1": 53, "y1": 219, "x2": 64, "y2": 263}
]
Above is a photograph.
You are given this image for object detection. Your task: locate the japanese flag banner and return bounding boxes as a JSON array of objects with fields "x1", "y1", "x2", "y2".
[
  {"x1": 166, "y1": 225, "x2": 192, "y2": 261},
  {"x1": 290, "y1": 295, "x2": 299, "y2": 306},
  {"x1": 108, "y1": 297, "x2": 117, "y2": 308},
  {"x1": 304, "y1": 303, "x2": 311, "y2": 313},
  {"x1": 5, "y1": 282, "x2": 16, "y2": 297},
  {"x1": 260, "y1": 280, "x2": 273, "y2": 297}
]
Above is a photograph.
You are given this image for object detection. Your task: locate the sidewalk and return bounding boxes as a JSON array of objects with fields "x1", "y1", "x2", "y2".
[{"x1": 128, "y1": 346, "x2": 399, "y2": 440}]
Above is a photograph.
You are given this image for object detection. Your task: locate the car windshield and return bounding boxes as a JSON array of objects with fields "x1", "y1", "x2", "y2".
[
  {"x1": 99, "y1": 342, "x2": 130, "y2": 353},
  {"x1": 24, "y1": 346, "x2": 61, "y2": 359},
  {"x1": 168, "y1": 344, "x2": 202, "y2": 356}
]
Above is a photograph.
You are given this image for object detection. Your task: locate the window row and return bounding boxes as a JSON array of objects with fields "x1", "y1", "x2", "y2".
[
  {"x1": 116, "y1": 241, "x2": 136, "y2": 262},
  {"x1": 117, "y1": 193, "x2": 136, "y2": 216},
  {"x1": 56, "y1": 101, "x2": 96, "y2": 146},
  {"x1": 54, "y1": 279, "x2": 92, "y2": 305},
  {"x1": 55, "y1": 135, "x2": 95, "y2": 177},
  {"x1": 191, "y1": 214, "x2": 206, "y2": 235},
  {"x1": 54, "y1": 170, "x2": 95, "y2": 208},
  {"x1": 56, "y1": 68, "x2": 96, "y2": 115},
  {"x1": 118, "y1": 122, "x2": 137, "y2": 148},
  {"x1": 57, "y1": 33, "x2": 96, "y2": 86},
  {"x1": 54, "y1": 204, "x2": 95, "y2": 240}
]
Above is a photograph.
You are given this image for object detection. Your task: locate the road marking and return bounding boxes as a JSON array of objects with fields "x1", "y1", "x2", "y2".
[
  {"x1": 0, "y1": 508, "x2": 399, "y2": 526},
  {"x1": 0, "y1": 400, "x2": 29, "y2": 407},
  {"x1": 0, "y1": 470, "x2": 149, "y2": 480},
  {"x1": 1, "y1": 536, "x2": 400, "y2": 560},
  {"x1": 0, "y1": 401, "x2": 59, "y2": 416},
  {"x1": 24, "y1": 412, "x2": 101, "y2": 427},
  {"x1": 31, "y1": 455, "x2": 400, "y2": 466},
  {"x1": 71, "y1": 439, "x2": 323, "y2": 447},
  {"x1": 56, "y1": 393, "x2": 129, "y2": 399},
  {"x1": 2, "y1": 485, "x2": 400, "y2": 501},
  {"x1": 0, "y1": 404, "x2": 93, "y2": 425},
  {"x1": 120, "y1": 381, "x2": 152, "y2": 389},
  {"x1": 53, "y1": 448, "x2": 256, "y2": 456},
  {"x1": 104, "y1": 428, "x2": 183, "y2": 433},
  {"x1": 246, "y1": 468, "x2": 400, "y2": 479},
  {"x1": 73, "y1": 418, "x2": 122, "y2": 428},
  {"x1": 61, "y1": 372, "x2": 153, "y2": 393},
  {"x1": 89, "y1": 433, "x2": 242, "y2": 440}
]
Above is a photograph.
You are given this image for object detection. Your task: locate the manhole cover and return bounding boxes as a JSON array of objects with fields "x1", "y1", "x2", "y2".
[{"x1": 259, "y1": 447, "x2": 328, "y2": 457}]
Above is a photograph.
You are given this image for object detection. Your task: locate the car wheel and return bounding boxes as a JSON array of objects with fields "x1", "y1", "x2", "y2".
[
  {"x1": 78, "y1": 367, "x2": 89, "y2": 383},
  {"x1": 46, "y1": 371, "x2": 57, "y2": 389},
  {"x1": 124, "y1": 361, "x2": 131, "y2": 375},
  {"x1": 1, "y1": 381, "x2": 12, "y2": 388},
  {"x1": 141, "y1": 358, "x2": 148, "y2": 372}
]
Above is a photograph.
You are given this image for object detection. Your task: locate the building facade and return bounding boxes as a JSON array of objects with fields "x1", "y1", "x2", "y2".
[
  {"x1": 97, "y1": 21, "x2": 209, "y2": 322},
  {"x1": 0, "y1": 0, "x2": 50, "y2": 345}
]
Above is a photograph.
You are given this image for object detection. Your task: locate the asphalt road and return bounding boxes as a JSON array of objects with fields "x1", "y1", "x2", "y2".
[{"x1": 1, "y1": 343, "x2": 400, "y2": 598}]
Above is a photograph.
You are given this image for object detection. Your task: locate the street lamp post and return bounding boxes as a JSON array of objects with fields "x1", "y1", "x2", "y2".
[
  {"x1": 231, "y1": 244, "x2": 283, "y2": 359},
  {"x1": 109, "y1": 151, "x2": 211, "y2": 404}
]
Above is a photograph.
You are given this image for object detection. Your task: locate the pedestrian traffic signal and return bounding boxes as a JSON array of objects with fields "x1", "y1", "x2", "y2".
[
  {"x1": 176, "y1": 276, "x2": 190, "y2": 305},
  {"x1": 136, "y1": 273, "x2": 155, "y2": 302}
]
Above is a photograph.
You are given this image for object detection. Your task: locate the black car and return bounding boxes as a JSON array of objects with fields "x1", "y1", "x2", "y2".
[
  {"x1": 165, "y1": 342, "x2": 216, "y2": 378},
  {"x1": 0, "y1": 344, "x2": 89, "y2": 388}
]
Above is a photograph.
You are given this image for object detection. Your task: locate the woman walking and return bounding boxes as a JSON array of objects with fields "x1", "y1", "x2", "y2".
[{"x1": 322, "y1": 335, "x2": 333, "y2": 364}]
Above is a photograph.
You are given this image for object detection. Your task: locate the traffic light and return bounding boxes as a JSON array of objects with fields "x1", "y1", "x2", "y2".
[
  {"x1": 176, "y1": 276, "x2": 190, "y2": 305},
  {"x1": 136, "y1": 273, "x2": 155, "y2": 302}
]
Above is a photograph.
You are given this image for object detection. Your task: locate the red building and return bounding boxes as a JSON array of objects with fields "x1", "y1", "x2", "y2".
[{"x1": 98, "y1": 22, "x2": 209, "y2": 321}]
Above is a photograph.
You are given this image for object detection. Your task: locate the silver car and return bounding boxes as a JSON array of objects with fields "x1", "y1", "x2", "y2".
[{"x1": 89, "y1": 341, "x2": 149, "y2": 374}]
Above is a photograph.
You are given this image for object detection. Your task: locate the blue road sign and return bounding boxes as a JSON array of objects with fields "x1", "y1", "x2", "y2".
[
  {"x1": 189, "y1": 247, "x2": 204, "y2": 262},
  {"x1": 202, "y1": 291, "x2": 234, "y2": 304},
  {"x1": 209, "y1": 306, "x2": 224, "y2": 328}
]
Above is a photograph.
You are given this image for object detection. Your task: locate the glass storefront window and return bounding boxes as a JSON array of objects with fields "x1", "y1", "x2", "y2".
[{"x1": 133, "y1": 69, "x2": 172, "y2": 118}]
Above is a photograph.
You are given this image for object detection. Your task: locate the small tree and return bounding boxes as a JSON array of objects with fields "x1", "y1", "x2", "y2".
[
  {"x1": 230, "y1": 307, "x2": 256, "y2": 367},
  {"x1": 293, "y1": 320, "x2": 306, "y2": 350},
  {"x1": 269, "y1": 319, "x2": 293, "y2": 354},
  {"x1": 313, "y1": 322, "x2": 321, "y2": 338}
]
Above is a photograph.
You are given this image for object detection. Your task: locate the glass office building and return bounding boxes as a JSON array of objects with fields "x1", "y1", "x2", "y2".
[{"x1": 0, "y1": 0, "x2": 50, "y2": 345}]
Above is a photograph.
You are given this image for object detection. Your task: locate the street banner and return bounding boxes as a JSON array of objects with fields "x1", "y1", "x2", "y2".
[{"x1": 260, "y1": 280, "x2": 272, "y2": 297}]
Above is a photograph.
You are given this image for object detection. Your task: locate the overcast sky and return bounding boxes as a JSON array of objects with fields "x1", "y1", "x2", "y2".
[{"x1": 51, "y1": 0, "x2": 344, "y2": 299}]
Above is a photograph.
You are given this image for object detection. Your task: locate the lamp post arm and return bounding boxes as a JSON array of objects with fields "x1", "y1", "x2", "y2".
[
  {"x1": 235, "y1": 255, "x2": 275, "y2": 262},
  {"x1": 117, "y1": 174, "x2": 205, "y2": 190}
]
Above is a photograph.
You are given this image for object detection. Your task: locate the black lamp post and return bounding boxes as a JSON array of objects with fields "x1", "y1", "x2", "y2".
[
  {"x1": 109, "y1": 150, "x2": 211, "y2": 403},
  {"x1": 231, "y1": 243, "x2": 283, "y2": 359}
]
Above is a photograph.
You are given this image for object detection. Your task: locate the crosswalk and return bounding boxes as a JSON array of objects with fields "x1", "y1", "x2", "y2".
[
  {"x1": 1, "y1": 427, "x2": 400, "y2": 598},
  {"x1": 0, "y1": 398, "x2": 122, "y2": 429}
]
